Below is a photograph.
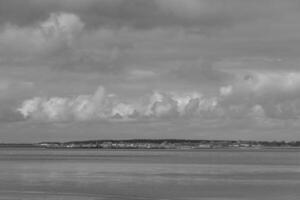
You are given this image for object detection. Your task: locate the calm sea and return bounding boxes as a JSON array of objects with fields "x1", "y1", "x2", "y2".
[{"x1": 0, "y1": 149, "x2": 299, "y2": 200}]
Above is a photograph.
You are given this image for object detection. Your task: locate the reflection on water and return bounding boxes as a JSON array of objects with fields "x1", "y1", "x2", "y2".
[{"x1": 0, "y1": 149, "x2": 299, "y2": 200}]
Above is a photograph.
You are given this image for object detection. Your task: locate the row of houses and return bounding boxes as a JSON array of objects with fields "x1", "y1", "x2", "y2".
[{"x1": 38, "y1": 140, "x2": 263, "y2": 149}]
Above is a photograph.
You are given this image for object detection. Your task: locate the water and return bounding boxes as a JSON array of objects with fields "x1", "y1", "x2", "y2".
[{"x1": 0, "y1": 149, "x2": 299, "y2": 200}]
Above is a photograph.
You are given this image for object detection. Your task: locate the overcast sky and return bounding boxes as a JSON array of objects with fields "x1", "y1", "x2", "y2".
[{"x1": 1, "y1": 0, "x2": 300, "y2": 142}]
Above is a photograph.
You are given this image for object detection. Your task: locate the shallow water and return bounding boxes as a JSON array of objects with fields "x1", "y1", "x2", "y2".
[{"x1": 0, "y1": 149, "x2": 299, "y2": 200}]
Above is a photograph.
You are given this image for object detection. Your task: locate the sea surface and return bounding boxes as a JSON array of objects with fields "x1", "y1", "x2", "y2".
[{"x1": 0, "y1": 149, "x2": 299, "y2": 200}]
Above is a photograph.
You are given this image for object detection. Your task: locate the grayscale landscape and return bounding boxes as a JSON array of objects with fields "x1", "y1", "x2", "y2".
[{"x1": 0, "y1": 0, "x2": 300, "y2": 199}]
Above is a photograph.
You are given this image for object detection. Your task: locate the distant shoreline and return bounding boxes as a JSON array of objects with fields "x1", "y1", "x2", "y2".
[
  {"x1": 1, "y1": 139, "x2": 300, "y2": 150},
  {"x1": 1, "y1": 146, "x2": 300, "y2": 152}
]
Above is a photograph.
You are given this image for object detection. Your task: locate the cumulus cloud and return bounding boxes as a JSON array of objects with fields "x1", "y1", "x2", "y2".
[
  {"x1": 17, "y1": 86, "x2": 221, "y2": 122},
  {"x1": 39, "y1": 12, "x2": 84, "y2": 49},
  {"x1": 18, "y1": 87, "x2": 112, "y2": 121},
  {"x1": 16, "y1": 71, "x2": 300, "y2": 122}
]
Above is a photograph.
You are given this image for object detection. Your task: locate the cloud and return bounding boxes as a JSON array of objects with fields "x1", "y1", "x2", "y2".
[
  {"x1": 0, "y1": 12, "x2": 127, "y2": 73},
  {"x1": 39, "y1": 12, "x2": 84, "y2": 49},
  {"x1": 220, "y1": 72, "x2": 300, "y2": 120},
  {"x1": 17, "y1": 85, "x2": 221, "y2": 122},
  {"x1": 221, "y1": 72, "x2": 300, "y2": 104},
  {"x1": 0, "y1": 12, "x2": 84, "y2": 65},
  {"x1": 17, "y1": 71, "x2": 300, "y2": 122},
  {"x1": 1, "y1": 2, "x2": 300, "y2": 76},
  {"x1": 0, "y1": 0, "x2": 122, "y2": 28},
  {"x1": 18, "y1": 86, "x2": 112, "y2": 121},
  {"x1": 1, "y1": 0, "x2": 295, "y2": 30}
]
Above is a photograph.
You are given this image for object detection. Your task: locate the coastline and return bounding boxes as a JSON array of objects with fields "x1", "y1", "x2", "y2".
[{"x1": 1, "y1": 146, "x2": 300, "y2": 152}]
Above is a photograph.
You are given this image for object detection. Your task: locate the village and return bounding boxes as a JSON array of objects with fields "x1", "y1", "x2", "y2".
[{"x1": 37, "y1": 139, "x2": 300, "y2": 150}]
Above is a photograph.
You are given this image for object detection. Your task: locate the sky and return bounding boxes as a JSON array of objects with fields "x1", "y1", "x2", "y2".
[{"x1": 1, "y1": 0, "x2": 300, "y2": 142}]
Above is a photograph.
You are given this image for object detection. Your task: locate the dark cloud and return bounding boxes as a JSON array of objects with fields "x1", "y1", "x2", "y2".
[
  {"x1": 0, "y1": 0, "x2": 216, "y2": 29},
  {"x1": 1, "y1": 0, "x2": 297, "y2": 30},
  {"x1": 1, "y1": 0, "x2": 300, "y2": 75},
  {"x1": 0, "y1": 0, "x2": 55, "y2": 27}
]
